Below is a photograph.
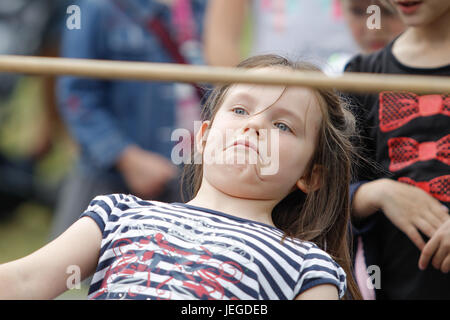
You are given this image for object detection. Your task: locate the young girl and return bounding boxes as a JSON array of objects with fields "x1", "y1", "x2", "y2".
[
  {"x1": 346, "y1": 0, "x2": 450, "y2": 299},
  {"x1": 0, "y1": 55, "x2": 361, "y2": 300},
  {"x1": 340, "y1": 0, "x2": 405, "y2": 54}
]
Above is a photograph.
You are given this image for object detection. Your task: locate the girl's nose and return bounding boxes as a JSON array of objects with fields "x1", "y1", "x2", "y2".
[
  {"x1": 242, "y1": 118, "x2": 264, "y2": 136},
  {"x1": 243, "y1": 126, "x2": 259, "y2": 136}
]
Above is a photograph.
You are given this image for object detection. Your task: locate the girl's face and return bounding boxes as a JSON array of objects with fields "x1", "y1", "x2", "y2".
[
  {"x1": 197, "y1": 78, "x2": 323, "y2": 202},
  {"x1": 342, "y1": 0, "x2": 405, "y2": 53},
  {"x1": 389, "y1": 0, "x2": 450, "y2": 26}
]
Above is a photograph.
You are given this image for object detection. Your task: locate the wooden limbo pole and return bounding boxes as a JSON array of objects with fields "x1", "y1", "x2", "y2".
[{"x1": 0, "y1": 55, "x2": 449, "y2": 94}]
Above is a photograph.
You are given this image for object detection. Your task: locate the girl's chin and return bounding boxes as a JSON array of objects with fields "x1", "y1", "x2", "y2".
[
  {"x1": 396, "y1": 9, "x2": 441, "y2": 26},
  {"x1": 205, "y1": 166, "x2": 262, "y2": 189},
  {"x1": 203, "y1": 170, "x2": 290, "y2": 201},
  {"x1": 223, "y1": 162, "x2": 262, "y2": 179},
  {"x1": 399, "y1": 15, "x2": 428, "y2": 26},
  {"x1": 216, "y1": 185, "x2": 274, "y2": 201}
]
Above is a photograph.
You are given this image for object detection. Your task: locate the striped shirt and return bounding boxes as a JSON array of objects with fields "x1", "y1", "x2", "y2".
[{"x1": 81, "y1": 194, "x2": 347, "y2": 300}]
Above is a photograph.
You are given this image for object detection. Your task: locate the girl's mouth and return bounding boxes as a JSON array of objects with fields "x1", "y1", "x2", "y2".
[
  {"x1": 224, "y1": 139, "x2": 267, "y2": 164},
  {"x1": 395, "y1": 1, "x2": 423, "y2": 14},
  {"x1": 231, "y1": 140, "x2": 259, "y2": 155}
]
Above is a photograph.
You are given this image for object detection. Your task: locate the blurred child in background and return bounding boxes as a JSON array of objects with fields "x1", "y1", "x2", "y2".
[
  {"x1": 204, "y1": 0, "x2": 405, "y2": 75},
  {"x1": 345, "y1": 0, "x2": 450, "y2": 299},
  {"x1": 204, "y1": 0, "x2": 359, "y2": 71},
  {"x1": 326, "y1": 0, "x2": 405, "y2": 72}
]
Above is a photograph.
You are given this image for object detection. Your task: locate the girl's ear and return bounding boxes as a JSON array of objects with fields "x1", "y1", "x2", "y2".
[
  {"x1": 195, "y1": 121, "x2": 211, "y2": 154},
  {"x1": 296, "y1": 165, "x2": 323, "y2": 193}
]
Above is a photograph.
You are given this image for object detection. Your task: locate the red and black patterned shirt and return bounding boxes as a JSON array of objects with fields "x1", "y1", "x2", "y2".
[{"x1": 345, "y1": 39, "x2": 450, "y2": 299}]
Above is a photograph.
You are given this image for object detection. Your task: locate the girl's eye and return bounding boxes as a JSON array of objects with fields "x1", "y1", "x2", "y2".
[
  {"x1": 232, "y1": 107, "x2": 248, "y2": 115},
  {"x1": 275, "y1": 122, "x2": 292, "y2": 133}
]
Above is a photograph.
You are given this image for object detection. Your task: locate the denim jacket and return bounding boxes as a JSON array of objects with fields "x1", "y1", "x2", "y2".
[{"x1": 57, "y1": 0, "x2": 206, "y2": 174}]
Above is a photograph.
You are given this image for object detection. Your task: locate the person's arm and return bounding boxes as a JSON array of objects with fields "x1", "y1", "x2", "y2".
[
  {"x1": 344, "y1": 55, "x2": 449, "y2": 250},
  {"x1": 352, "y1": 178, "x2": 449, "y2": 250},
  {"x1": 344, "y1": 55, "x2": 383, "y2": 221},
  {"x1": 351, "y1": 179, "x2": 385, "y2": 220},
  {"x1": 0, "y1": 217, "x2": 101, "y2": 299},
  {"x1": 295, "y1": 284, "x2": 339, "y2": 300},
  {"x1": 116, "y1": 145, "x2": 178, "y2": 198},
  {"x1": 203, "y1": 0, "x2": 249, "y2": 66},
  {"x1": 57, "y1": 0, "x2": 133, "y2": 170}
]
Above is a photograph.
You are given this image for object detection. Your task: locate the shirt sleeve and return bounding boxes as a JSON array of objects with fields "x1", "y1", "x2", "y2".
[
  {"x1": 295, "y1": 245, "x2": 347, "y2": 299},
  {"x1": 79, "y1": 194, "x2": 127, "y2": 233},
  {"x1": 345, "y1": 56, "x2": 383, "y2": 235}
]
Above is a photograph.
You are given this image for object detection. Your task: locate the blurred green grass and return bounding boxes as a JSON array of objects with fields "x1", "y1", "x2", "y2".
[
  {"x1": 0, "y1": 202, "x2": 52, "y2": 263},
  {"x1": 0, "y1": 76, "x2": 88, "y2": 299},
  {"x1": 0, "y1": 203, "x2": 89, "y2": 299}
]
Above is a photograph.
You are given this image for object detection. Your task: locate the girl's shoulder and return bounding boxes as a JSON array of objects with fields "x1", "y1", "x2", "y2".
[
  {"x1": 288, "y1": 240, "x2": 348, "y2": 299},
  {"x1": 344, "y1": 45, "x2": 390, "y2": 74},
  {"x1": 80, "y1": 193, "x2": 173, "y2": 232},
  {"x1": 345, "y1": 37, "x2": 450, "y2": 75},
  {"x1": 283, "y1": 238, "x2": 343, "y2": 271},
  {"x1": 86, "y1": 193, "x2": 171, "y2": 210},
  {"x1": 290, "y1": 239, "x2": 338, "y2": 264}
]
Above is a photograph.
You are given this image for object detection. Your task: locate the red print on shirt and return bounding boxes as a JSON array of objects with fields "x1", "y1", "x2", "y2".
[
  {"x1": 388, "y1": 134, "x2": 450, "y2": 171},
  {"x1": 92, "y1": 232, "x2": 244, "y2": 300},
  {"x1": 379, "y1": 92, "x2": 450, "y2": 132},
  {"x1": 398, "y1": 175, "x2": 450, "y2": 202}
]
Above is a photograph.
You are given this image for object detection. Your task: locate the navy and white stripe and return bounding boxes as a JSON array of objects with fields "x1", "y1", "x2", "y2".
[{"x1": 81, "y1": 194, "x2": 347, "y2": 300}]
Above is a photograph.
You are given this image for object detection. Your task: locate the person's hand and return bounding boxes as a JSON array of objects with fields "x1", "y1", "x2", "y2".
[
  {"x1": 117, "y1": 145, "x2": 178, "y2": 199},
  {"x1": 353, "y1": 179, "x2": 449, "y2": 250},
  {"x1": 419, "y1": 218, "x2": 450, "y2": 273},
  {"x1": 377, "y1": 180, "x2": 449, "y2": 250}
]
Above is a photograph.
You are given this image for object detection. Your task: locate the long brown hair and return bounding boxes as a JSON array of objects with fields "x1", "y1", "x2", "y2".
[{"x1": 182, "y1": 54, "x2": 362, "y2": 300}]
